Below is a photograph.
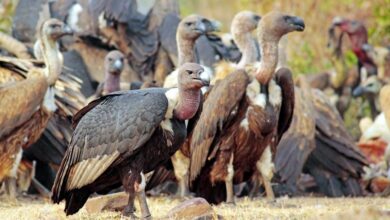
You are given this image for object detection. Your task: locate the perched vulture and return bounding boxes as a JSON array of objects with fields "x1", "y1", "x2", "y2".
[
  {"x1": 0, "y1": 19, "x2": 73, "y2": 197},
  {"x1": 52, "y1": 63, "x2": 209, "y2": 217},
  {"x1": 275, "y1": 77, "x2": 368, "y2": 197},
  {"x1": 189, "y1": 11, "x2": 304, "y2": 204}
]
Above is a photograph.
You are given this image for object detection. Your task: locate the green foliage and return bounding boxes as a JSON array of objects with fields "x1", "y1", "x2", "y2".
[{"x1": 0, "y1": 0, "x2": 17, "y2": 34}]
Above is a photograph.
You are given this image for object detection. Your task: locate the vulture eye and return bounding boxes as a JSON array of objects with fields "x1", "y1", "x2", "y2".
[
  {"x1": 185, "y1": 22, "x2": 193, "y2": 27},
  {"x1": 186, "y1": 70, "x2": 193, "y2": 75},
  {"x1": 108, "y1": 58, "x2": 113, "y2": 62}
]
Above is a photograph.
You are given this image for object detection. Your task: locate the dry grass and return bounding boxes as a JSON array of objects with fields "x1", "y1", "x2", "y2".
[{"x1": 1, "y1": 195, "x2": 390, "y2": 220}]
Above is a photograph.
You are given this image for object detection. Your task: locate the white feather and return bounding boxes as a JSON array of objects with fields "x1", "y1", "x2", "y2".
[
  {"x1": 67, "y1": 3, "x2": 83, "y2": 32},
  {"x1": 43, "y1": 87, "x2": 57, "y2": 112}
]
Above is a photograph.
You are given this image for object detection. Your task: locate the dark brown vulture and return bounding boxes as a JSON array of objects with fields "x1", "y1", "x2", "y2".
[
  {"x1": 275, "y1": 77, "x2": 368, "y2": 197},
  {"x1": 51, "y1": 63, "x2": 209, "y2": 217},
  {"x1": 0, "y1": 19, "x2": 73, "y2": 197},
  {"x1": 188, "y1": 11, "x2": 304, "y2": 204}
]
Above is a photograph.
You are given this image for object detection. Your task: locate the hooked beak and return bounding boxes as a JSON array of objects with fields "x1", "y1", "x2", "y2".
[
  {"x1": 113, "y1": 59, "x2": 123, "y2": 71},
  {"x1": 254, "y1": 15, "x2": 261, "y2": 23},
  {"x1": 60, "y1": 25, "x2": 74, "y2": 37},
  {"x1": 352, "y1": 86, "x2": 366, "y2": 97},
  {"x1": 332, "y1": 16, "x2": 344, "y2": 26},
  {"x1": 290, "y1": 16, "x2": 305, "y2": 32},
  {"x1": 195, "y1": 70, "x2": 210, "y2": 87}
]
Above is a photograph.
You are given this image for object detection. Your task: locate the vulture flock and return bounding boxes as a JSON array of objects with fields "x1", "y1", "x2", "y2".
[{"x1": 0, "y1": 0, "x2": 389, "y2": 218}]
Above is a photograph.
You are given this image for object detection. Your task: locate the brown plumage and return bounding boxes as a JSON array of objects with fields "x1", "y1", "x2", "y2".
[
  {"x1": 275, "y1": 77, "x2": 368, "y2": 197},
  {"x1": 189, "y1": 12, "x2": 304, "y2": 204},
  {"x1": 0, "y1": 19, "x2": 73, "y2": 197},
  {"x1": 52, "y1": 63, "x2": 209, "y2": 217}
]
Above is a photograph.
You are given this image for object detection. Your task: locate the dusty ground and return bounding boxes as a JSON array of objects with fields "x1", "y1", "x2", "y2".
[{"x1": 0, "y1": 195, "x2": 389, "y2": 220}]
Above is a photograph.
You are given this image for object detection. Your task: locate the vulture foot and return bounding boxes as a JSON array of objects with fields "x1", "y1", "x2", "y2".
[
  {"x1": 178, "y1": 177, "x2": 191, "y2": 197},
  {"x1": 136, "y1": 190, "x2": 152, "y2": 219},
  {"x1": 3, "y1": 177, "x2": 17, "y2": 200},
  {"x1": 225, "y1": 155, "x2": 235, "y2": 204}
]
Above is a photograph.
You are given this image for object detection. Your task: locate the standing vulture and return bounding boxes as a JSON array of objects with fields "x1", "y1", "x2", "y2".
[
  {"x1": 0, "y1": 19, "x2": 73, "y2": 197},
  {"x1": 51, "y1": 63, "x2": 209, "y2": 218},
  {"x1": 163, "y1": 14, "x2": 219, "y2": 88},
  {"x1": 147, "y1": 11, "x2": 261, "y2": 197},
  {"x1": 189, "y1": 11, "x2": 304, "y2": 204},
  {"x1": 213, "y1": 11, "x2": 261, "y2": 83},
  {"x1": 275, "y1": 77, "x2": 368, "y2": 197}
]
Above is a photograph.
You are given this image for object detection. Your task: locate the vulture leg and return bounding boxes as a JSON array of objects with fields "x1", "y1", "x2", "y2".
[
  {"x1": 256, "y1": 146, "x2": 275, "y2": 199},
  {"x1": 120, "y1": 169, "x2": 138, "y2": 219},
  {"x1": 135, "y1": 172, "x2": 151, "y2": 219},
  {"x1": 2, "y1": 149, "x2": 22, "y2": 199},
  {"x1": 3, "y1": 177, "x2": 17, "y2": 199},
  {"x1": 171, "y1": 151, "x2": 190, "y2": 197},
  {"x1": 225, "y1": 155, "x2": 235, "y2": 204}
]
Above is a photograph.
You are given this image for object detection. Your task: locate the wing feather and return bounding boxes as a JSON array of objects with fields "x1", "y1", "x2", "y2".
[
  {"x1": 189, "y1": 69, "x2": 249, "y2": 182},
  {"x1": 52, "y1": 90, "x2": 168, "y2": 202}
]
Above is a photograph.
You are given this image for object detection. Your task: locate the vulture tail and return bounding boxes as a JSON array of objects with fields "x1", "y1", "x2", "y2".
[
  {"x1": 191, "y1": 166, "x2": 226, "y2": 204},
  {"x1": 64, "y1": 188, "x2": 91, "y2": 215}
]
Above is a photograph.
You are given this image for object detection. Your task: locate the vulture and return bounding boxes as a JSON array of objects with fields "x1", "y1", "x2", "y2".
[
  {"x1": 0, "y1": 19, "x2": 73, "y2": 197},
  {"x1": 212, "y1": 11, "x2": 261, "y2": 84},
  {"x1": 147, "y1": 11, "x2": 261, "y2": 197},
  {"x1": 188, "y1": 11, "x2": 304, "y2": 204},
  {"x1": 352, "y1": 74, "x2": 383, "y2": 118},
  {"x1": 88, "y1": 50, "x2": 125, "y2": 100},
  {"x1": 51, "y1": 63, "x2": 209, "y2": 217},
  {"x1": 329, "y1": 17, "x2": 380, "y2": 118},
  {"x1": 163, "y1": 14, "x2": 219, "y2": 88},
  {"x1": 330, "y1": 17, "x2": 377, "y2": 77},
  {"x1": 274, "y1": 77, "x2": 368, "y2": 197}
]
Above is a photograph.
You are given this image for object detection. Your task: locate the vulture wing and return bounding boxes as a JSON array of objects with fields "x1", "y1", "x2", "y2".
[
  {"x1": 52, "y1": 89, "x2": 168, "y2": 202},
  {"x1": 311, "y1": 89, "x2": 368, "y2": 176},
  {"x1": 275, "y1": 68, "x2": 295, "y2": 143},
  {"x1": 190, "y1": 69, "x2": 249, "y2": 182},
  {"x1": 275, "y1": 77, "x2": 316, "y2": 186},
  {"x1": 0, "y1": 70, "x2": 47, "y2": 139}
]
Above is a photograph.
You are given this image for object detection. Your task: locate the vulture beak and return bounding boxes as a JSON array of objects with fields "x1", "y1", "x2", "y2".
[
  {"x1": 352, "y1": 86, "x2": 366, "y2": 97},
  {"x1": 199, "y1": 69, "x2": 210, "y2": 87},
  {"x1": 113, "y1": 59, "x2": 124, "y2": 71},
  {"x1": 201, "y1": 18, "x2": 221, "y2": 33},
  {"x1": 289, "y1": 16, "x2": 305, "y2": 32},
  {"x1": 254, "y1": 15, "x2": 262, "y2": 22},
  {"x1": 61, "y1": 25, "x2": 74, "y2": 37},
  {"x1": 332, "y1": 16, "x2": 344, "y2": 26},
  {"x1": 195, "y1": 22, "x2": 207, "y2": 34}
]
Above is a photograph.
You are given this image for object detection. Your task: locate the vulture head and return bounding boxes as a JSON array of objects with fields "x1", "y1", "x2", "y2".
[
  {"x1": 255, "y1": 12, "x2": 305, "y2": 85},
  {"x1": 105, "y1": 50, "x2": 125, "y2": 76},
  {"x1": 331, "y1": 17, "x2": 365, "y2": 35},
  {"x1": 231, "y1": 11, "x2": 261, "y2": 36},
  {"x1": 177, "y1": 15, "x2": 219, "y2": 40},
  {"x1": 178, "y1": 63, "x2": 209, "y2": 90},
  {"x1": 41, "y1": 18, "x2": 73, "y2": 41},
  {"x1": 352, "y1": 75, "x2": 383, "y2": 97}
]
